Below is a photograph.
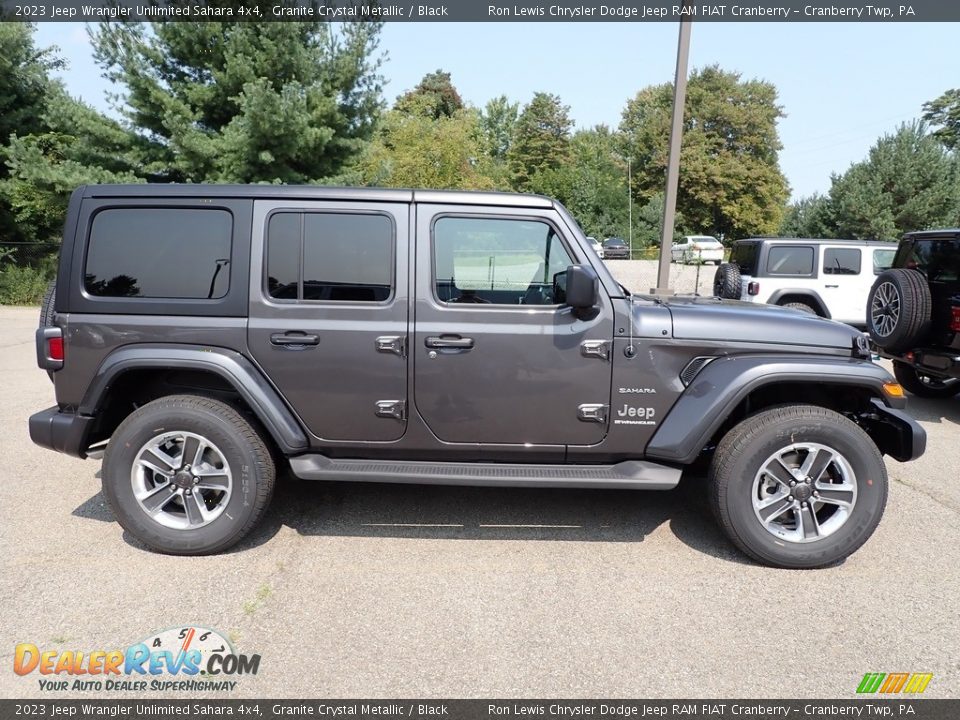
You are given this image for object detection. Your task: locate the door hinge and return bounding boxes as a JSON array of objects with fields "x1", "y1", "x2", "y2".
[
  {"x1": 577, "y1": 403, "x2": 608, "y2": 423},
  {"x1": 581, "y1": 339, "x2": 611, "y2": 361},
  {"x1": 375, "y1": 400, "x2": 406, "y2": 421},
  {"x1": 375, "y1": 335, "x2": 406, "y2": 357}
]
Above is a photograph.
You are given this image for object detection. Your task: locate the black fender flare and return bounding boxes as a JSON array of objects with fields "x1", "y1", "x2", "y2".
[
  {"x1": 79, "y1": 344, "x2": 308, "y2": 454},
  {"x1": 766, "y1": 289, "x2": 830, "y2": 318},
  {"x1": 644, "y1": 354, "x2": 916, "y2": 464}
]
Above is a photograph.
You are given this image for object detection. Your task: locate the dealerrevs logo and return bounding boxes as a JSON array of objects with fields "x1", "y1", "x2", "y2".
[{"x1": 14, "y1": 626, "x2": 260, "y2": 692}]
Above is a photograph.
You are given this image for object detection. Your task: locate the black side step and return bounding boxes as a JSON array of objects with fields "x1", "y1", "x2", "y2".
[{"x1": 288, "y1": 456, "x2": 681, "y2": 490}]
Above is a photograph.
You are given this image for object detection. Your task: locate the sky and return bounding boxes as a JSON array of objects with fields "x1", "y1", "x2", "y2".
[{"x1": 34, "y1": 21, "x2": 959, "y2": 200}]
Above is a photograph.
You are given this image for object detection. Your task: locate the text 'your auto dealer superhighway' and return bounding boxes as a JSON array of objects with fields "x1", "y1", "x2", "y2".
[{"x1": 486, "y1": 4, "x2": 906, "y2": 18}]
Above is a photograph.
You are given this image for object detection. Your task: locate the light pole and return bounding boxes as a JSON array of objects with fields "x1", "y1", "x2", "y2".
[{"x1": 652, "y1": 2, "x2": 693, "y2": 295}]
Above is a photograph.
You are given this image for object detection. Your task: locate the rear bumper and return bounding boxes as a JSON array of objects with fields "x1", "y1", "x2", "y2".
[
  {"x1": 864, "y1": 398, "x2": 926, "y2": 462},
  {"x1": 29, "y1": 406, "x2": 95, "y2": 458},
  {"x1": 894, "y1": 348, "x2": 960, "y2": 379}
]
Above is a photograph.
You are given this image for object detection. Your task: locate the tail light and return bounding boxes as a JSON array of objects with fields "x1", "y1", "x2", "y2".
[
  {"x1": 36, "y1": 327, "x2": 64, "y2": 372},
  {"x1": 747, "y1": 281, "x2": 760, "y2": 296},
  {"x1": 48, "y1": 336, "x2": 64, "y2": 361},
  {"x1": 951, "y1": 306, "x2": 960, "y2": 333}
]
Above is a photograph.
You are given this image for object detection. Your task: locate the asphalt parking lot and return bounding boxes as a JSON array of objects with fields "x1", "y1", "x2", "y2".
[{"x1": 1, "y1": 300, "x2": 958, "y2": 699}]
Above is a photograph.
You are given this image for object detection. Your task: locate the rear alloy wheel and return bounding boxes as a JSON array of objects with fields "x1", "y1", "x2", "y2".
[
  {"x1": 709, "y1": 405, "x2": 887, "y2": 568},
  {"x1": 867, "y1": 269, "x2": 931, "y2": 352},
  {"x1": 102, "y1": 395, "x2": 275, "y2": 555},
  {"x1": 713, "y1": 263, "x2": 742, "y2": 299},
  {"x1": 893, "y1": 361, "x2": 960, "y2": 399}
]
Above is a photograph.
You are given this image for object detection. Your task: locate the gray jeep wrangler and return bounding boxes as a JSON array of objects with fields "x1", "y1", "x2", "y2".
[{"x1": 30, "y1": 185, "x2": 925, "y2": 567}]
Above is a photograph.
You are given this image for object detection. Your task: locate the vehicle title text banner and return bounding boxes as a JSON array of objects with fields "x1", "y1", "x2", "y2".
[{"x1": 3, "y1": 0, "x2": 959, "y2": 22}]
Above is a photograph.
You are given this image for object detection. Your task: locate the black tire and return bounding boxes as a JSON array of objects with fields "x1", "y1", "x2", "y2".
[
  {"x1": 101, "y1": 395, "x2": 276, "y2": 555},
  {"x1": 867, "y1": 269, "x2": 931, "y2": 352},
  {"x1": 712, "y1": 263, "x2": 742, "y2": 299},
  {"x1": 893, "y1": 361, "x2": 960, "y2": 399},
  {"x1": 708, "y1": 405, "x2": 887, "y2": 569},
  {"x1": 38, "y1": 279, "x2": 56, "y2": 329},
  {"x1": 783, "y1": 301, "x2": 817, "y2": 315}
]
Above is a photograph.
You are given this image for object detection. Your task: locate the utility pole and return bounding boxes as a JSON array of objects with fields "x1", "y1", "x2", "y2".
[{"x1": 652, "y1": 3, "x2": 693, "y2": 295}]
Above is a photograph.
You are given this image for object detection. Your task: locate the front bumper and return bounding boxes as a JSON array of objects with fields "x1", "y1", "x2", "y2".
[
  {"x1": 863, "y1": 398, "x2": 926, "y2": 462},
  {"x1": 29, "y1": 406, "x2": 95, "y2": 458}
]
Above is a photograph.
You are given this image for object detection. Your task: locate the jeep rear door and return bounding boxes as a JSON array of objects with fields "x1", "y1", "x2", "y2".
[
  {"x1": 412, "y1": 204, "x2": 614, "y2": 447},
  {"x1": 821, "y1": 245, "x2": 864, "y2": 323},
  {"x1": 248, "y1": 200, "x2": 409, "y2": 443}
]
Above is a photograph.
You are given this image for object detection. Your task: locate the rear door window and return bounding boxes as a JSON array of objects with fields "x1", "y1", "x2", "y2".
[
  {"x1": 767, "y1": 246, "x2": 815, "y2": 276},
  {"x1": 266, "y1": 212, "x2": 394, "y2": 302},
  {"x1": 823, "y1": 248, "x2": 861, "y2": 275}
]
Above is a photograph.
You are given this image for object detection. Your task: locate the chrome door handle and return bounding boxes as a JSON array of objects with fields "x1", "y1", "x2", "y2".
[
  {"x1": 425, "y1": 335, "x2": 474, "y2": 350},
  {"x1": 270, "y1": 332, "x2": 320, "y2": 347}
]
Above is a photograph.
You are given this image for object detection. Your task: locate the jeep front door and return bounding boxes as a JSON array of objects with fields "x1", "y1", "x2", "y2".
[
  {"x1": 248, "y1": 200, "x2": 409, "y2": 443},
  {"x1": 413, "y1": 206, "x2": 614, "y2": 446}
]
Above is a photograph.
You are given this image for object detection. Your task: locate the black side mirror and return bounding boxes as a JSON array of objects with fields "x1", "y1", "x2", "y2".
[{"x1": 556, "y1": 264, "x2": 599, "y2": 318}]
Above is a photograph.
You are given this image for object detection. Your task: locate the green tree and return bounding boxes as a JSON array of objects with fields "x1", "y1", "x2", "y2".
[
  {"x1": 356, "y1": 107, "x2": 497, "y2": 190},
  {"x1": 0, "y1": 24, "x2": 62, "y2": 150},
  {"x1": 479, "y1": 95, "x2": 519, "y2": 160},
  {"x1": 923, "y1": 89, "x2": 960, "y2": 150},
  {"x1": 531, "y1": 127, "x2": 630, "y2": 242},
  {"x1": 508, "y1": 92, "x2": 573, "y2": 190},
  {"x1": 826, "y1": 121, "x2": 959, "y2": 240},
  {"x1": 619, "y1": 65, "x2": 789, "y2": 241},
  {"x1": 0, "y1": 23, "x2": 65, "y2": 245},
  {"x1": 395, "y1": 69, "x2": 463, "y2": 120},
  {"x1": 779, "y1": 193, "x2": 833, "y2": 238},
  {"x1": 90, "y1": 20, "x2": 384, "y2": 183},
  {"x1": 2, "y1": 88, "x2": 143, "y2": 246}
]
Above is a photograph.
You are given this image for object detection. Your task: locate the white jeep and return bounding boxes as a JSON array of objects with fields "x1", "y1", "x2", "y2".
[{"x1": 713, "y1": 238, "x2": 896, "y2": 326}]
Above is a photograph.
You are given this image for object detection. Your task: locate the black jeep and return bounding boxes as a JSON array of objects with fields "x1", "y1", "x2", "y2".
[{"x1": 867, "y1": 229, "x2": 960, "y2": 398}]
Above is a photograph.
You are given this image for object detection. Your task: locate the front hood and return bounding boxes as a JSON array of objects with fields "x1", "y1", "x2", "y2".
[{"x1": 663, "y1": 296, "x2": 861, "y2": 350}]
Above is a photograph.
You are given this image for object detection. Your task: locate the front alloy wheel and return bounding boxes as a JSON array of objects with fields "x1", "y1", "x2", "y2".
[
  {"x1": 709, "y1": 404, "x2": 887, "y2": 568},
  {"x1": 752, "y1": 443, "x2": 857, "y2": 544}
]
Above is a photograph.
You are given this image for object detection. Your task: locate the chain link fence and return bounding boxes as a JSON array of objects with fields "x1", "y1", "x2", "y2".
[{"x1": 605, "y1": 251, "x2": 718, "y2": 296}]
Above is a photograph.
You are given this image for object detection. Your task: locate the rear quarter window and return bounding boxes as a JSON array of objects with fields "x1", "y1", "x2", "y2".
[
  {"x1": 85, "y1": 208, "x2": 232, "y2": 298},
  {"x1": 766, "y1": 246, "x2": 815, "y2": 276}
]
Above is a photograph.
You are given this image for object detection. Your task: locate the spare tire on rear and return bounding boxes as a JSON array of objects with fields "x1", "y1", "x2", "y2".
[
  {"x1": 713, "y1": 263, "x2": 742, "y2": 299},
  {"x1": 39, "y1": 279, "x2": 56, "y2": 329},
  {"x1": 38, "y1": 279, "x2": 58, "y2": 382},
  {"x1": 867, "y1": 269, "x2": 931, "y2": 353}
]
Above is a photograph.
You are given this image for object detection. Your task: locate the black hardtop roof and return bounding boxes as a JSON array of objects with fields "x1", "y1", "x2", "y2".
[
  {"x1": 904, "y1": 229, "x2": 960, "y2": 238},
  {"x1": 79, "y1": 184, "x2": 556, "y2": 209},
  {"x1": 735, "y1": 237, "x2": 894, "y2": 247}
]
